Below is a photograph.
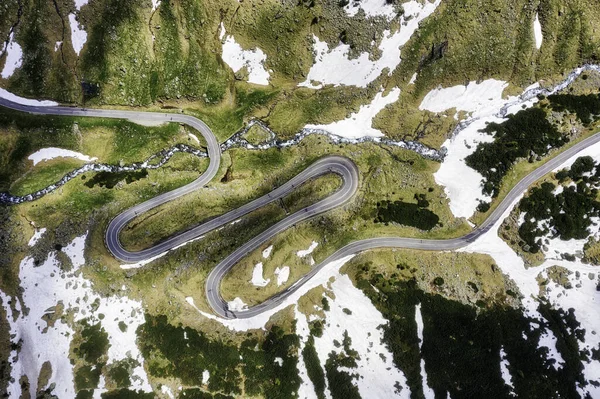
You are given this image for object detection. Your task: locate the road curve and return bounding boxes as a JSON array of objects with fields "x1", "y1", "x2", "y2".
[{"x1": 3, "y1": 97, "x2": 600, "y2": 319}]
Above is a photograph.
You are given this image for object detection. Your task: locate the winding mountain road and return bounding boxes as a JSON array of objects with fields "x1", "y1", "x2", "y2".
[{"x1": 2, "y1": 96, "x2": 600, "y2": 319}]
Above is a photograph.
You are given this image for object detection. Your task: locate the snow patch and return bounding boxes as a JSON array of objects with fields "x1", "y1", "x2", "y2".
[
  {"x1": 533, "y1": 13, "x2": 543, "y2": 50},
  {"x1": 202, "y1": 370, "x2": 210, "y2": 385},
  {"x1": 415, "y1": 304, "x2": 435, "y2": 399},
  {"x1": 1, "y1": 33, "x2": 22, "y2": 79},
  {"x1": 28, "y1": 147, "x2": 97, "y2": 166},
  {"x1": 305, "y1": 88, "x2": 400, "y2": 139},
  {"x1": 68, "y1": 13, "x2": 87, "y2": 56},
  {"x1": 0, "y1": 88, "x2": 58, "y2": 106},
  {"x1": 300, "y1": 0, "x2": 440, "y2": 88},
  {"x1": 152, "y1": 0, "x2": 161, "y2": 12},
  {"x1": 188, "y1": 133, "x2": 200, "y2": 144},
  {"x1": 274, "y1": 357, "x2": 283, "y2": 366},
  {"x1": 74, "y1": 0, "x2": 89, "y2": 11},
  {"x1": 343, "y1": 0, "x2": 397, "y2": 20},
  {"x1": 161, "y1": 385, "x2": 174, "y2": 399},
  {"x1": 409, "y1": 72, "x2": 418, "y2": 85},
  {"x1": 262, "y1": 245, "x2": 273, "y2": 259},
  {"x1": 28, "y1": 227, "x2": 46, "y2": 247},
  {"x1": 62, "y1": 233, "x2": 87, "y2": 269},
  {"x1": 274, "y1": 266, "x2": 290, "y2": 286},
  {"x1": 186, "y1": 255, "x2": 356, "y2": 331},
  {"x1": 251, "y1": 262, "x2": 270, "y2": 287},
  {"x1": 297, "y1": 241, "x2": 319, "y2": 257},
  {"x1": 499, "y1": 347, "x2": 515, "y2": 395},
  {"x1": 220, "y1": 23, "x2": 270, "y2": 86},
  {"x1": 419, "y1": 79, "x2": 509, "y2": 117},
  {"x1": 228, "y1": 297, "x2": 248, "y2": 312},
  {"x1": 434, "y1": 118, "x2": 495, "y2": 219}
]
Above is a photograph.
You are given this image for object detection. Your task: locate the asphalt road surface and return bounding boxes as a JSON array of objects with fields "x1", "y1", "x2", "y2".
[{"x1": 3, "y1": 97, "x2": 600, "y2": 319}]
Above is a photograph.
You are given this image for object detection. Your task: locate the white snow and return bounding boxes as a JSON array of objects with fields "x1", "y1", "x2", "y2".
[
  {"x1": 68, "y1": 13, "x2": 87, "y2": 56},
  {"x1": 74, "y1": 0, "x2": 89, "y2": 11},
  {"x1": 499, "y1": 347, "x2": 515, "y2": 395},
  {"x1": 433, "y1": 118, "x2": 495, "y2": 219},
  {"x1": 262, "y1": 245, "x2": 273, "y2": 259},
  {"x1": 415, "y1": 304, "x2": 435, "y2": 399},
  {"x1": 274, "y1": 266, "x2": 290, "y2": 286},
  {"x1": 28, "y1": 227, "x2": 46, "y2": 247},
  {"x1": 300, "y1": 0, "x2": 440, "y2": 88},
  {"x1": 152, "y1": 0, "x2": 161, "y2": 12},
  {"x1": 419, "y1": 79, "x2": 509, "y2": 117},
  {"x1": 538, "y1": 329, "x2": 565, "y2": 370},
  {"x1": 274, "y1": 357, "x2": 284, "y2": 366},
  {"x1": 202, "y1": 370, "x2": 210, "y2": 385},
  {"x1": 458, "y1": 140, "x2": 600, "y2": 396},
  {"x1": 161, "y1": 385, "x2": 174, "y2": 399},
  {"x1": 427, "y1": 79, "x2": 537, "y2": 219},
  {"x1": 54, "y1": 41, "x2": 62, "y2": 52},
  {"x1": 533, "y1": 13, "x2": 543, "y2": 50},
  {"x1": 28, "y1": 147, "x2": 97, "y2": 166},
  {"x1": 409, "y1": 72, "x2": 418, "y2": 85},
  {"x1": 297, "y1": 241, "x2": 319, "y2": 257},
  {"x1": 62, "y1": 233, "x2": 87, "y2": 268},
  {"x1": 188, "y1": 133, "x2": 200, "y2": 144},
  {"x1": 228, "y1": 297, "x2": 249, "y2": 312},
  {"x1": 251, "y1": 262, "x2": 270, "y2": 287},
  {"x1": 120, "y1": 235, "x2": 203, "y2": 269},
  {"x1": 303, "y1": 273, "x2": 409, "y2": 398},
  {"x1": 294, "y1": 306, "x2": 319, "y2": 399},
  {"x1": 220, "y1": 23, "x2": 270, "y2": 86},
  {"x1": 343, "y1": 0, "x2": 397, "y2": 20},
  {"x1": 305, "y1": 88, "x2": 401, "y2": 139},
  {"x1": 0, "y1": 233, "x2": 151, "y2": 398},
  {"x1": 185, "y1": 255, "x2": 357, "y2": 331},
  {"x1": 0, "y1": 88, "x2": 59, "y2": 106},
  {"x1": 1, "y1": 33, "x2": 22, "y2": 79}
]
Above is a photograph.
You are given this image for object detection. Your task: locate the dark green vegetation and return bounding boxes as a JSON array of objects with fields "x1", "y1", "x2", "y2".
[
  {"x1": 548, "y1": 93, "x2": 600, "y2": 125},
  {"x1": 517, "y1": 156, "x2": 600, "y2": 254},
  {"x1": 466, "y1": 107, "x2": 567, "y2": 198},
  {"x1": 84, "y1": 170, "x2": 149, "y2": 189},
  {"x1": 137, "y1": 314, "x2": 301, "y2": 398},
  {"x1": 100, "y1": 389, "x2": 155, "y2": 398},
  {"x1": 177, "y1": 389, "x2": 233, "y2": 399},
  {"x1": 72, "y1": 320, "x2": 109, "y2": 396},
  {"x1": 324, "y1": 332, "x2": 361, "y2": 399},
  {"x1": 302, "y1": 337, "x2": 326, "y2": 399},
  {"x1": 375, "y1": 194, "x2": 440, "y2": 230},
  {"x1": 355, "y1": 270, "x2": 594, "y2": 399}
]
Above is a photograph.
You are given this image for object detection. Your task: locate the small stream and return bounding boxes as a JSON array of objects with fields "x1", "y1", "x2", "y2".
[
  {"x1": 2, "y1": 63, "x2": 599, "y2": 206},
  {"x1": 0, "y1": 144, "x2": 206, "y2": 205}
]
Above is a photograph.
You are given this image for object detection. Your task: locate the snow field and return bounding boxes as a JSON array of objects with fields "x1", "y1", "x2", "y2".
[
  {"x1": 459, "y1": 148, "x2": 600, "y2": 397},
  {"x1": 305, "y1": 273, "x2": 409, "y2": 398},
  {"x1": 305, "y1": 88, "x2": 401, "y2": 139},
  {"x1": 69, "y1": 13, "x2": 87, "y2": 56},
  {"x1": 251, "y1": 262, "x2": 271, "y2": 287},
  {"x1": 1, "y1": 33, "x2": 22, "y2": 79},
  {"x1": 533, "y1": 13, "x2": 543, "y2": 50},
  {"x1": 220, "y1": 23, "x2": 270, "y2": 86},
  {"x1": 28, "y1": 227, "x2": 46, "y2": 247},
  {"x1": 0, "y1": 87, "x2": 58, "y2": 106},
  {"x1": 300, "y1": 0, "x2": 441, "y2": 88},
  {"x1": 28, "y1": 147, "x2": 97, "y2": 166},
  {"x1": 297, "y1": 241, "x2": 319, "y2": 257},
  {"x1": 0, "y1": 233, "x2": 151, "y2": 398}
]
